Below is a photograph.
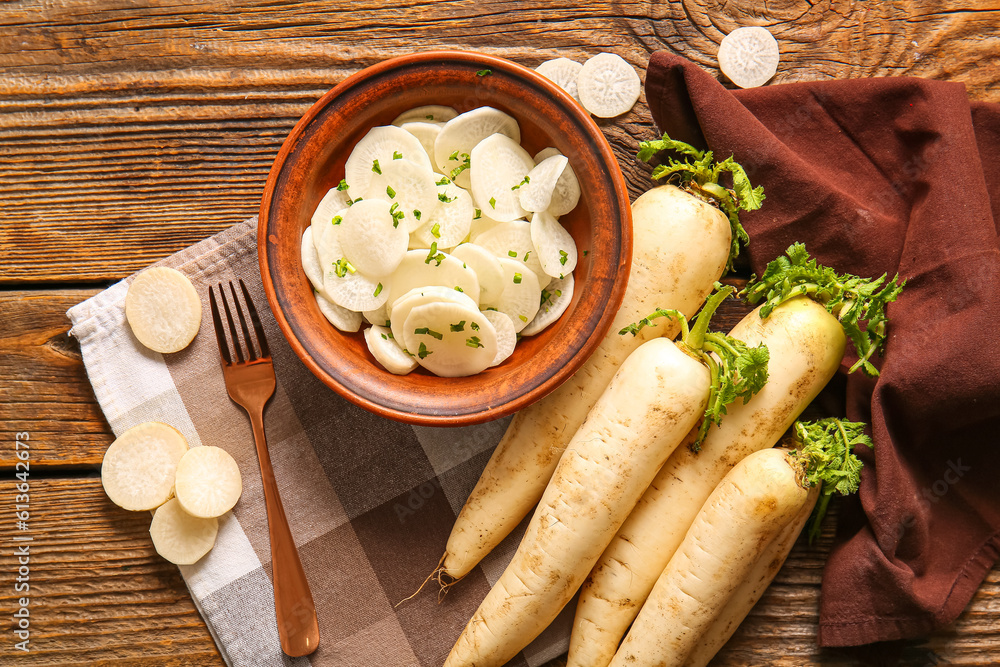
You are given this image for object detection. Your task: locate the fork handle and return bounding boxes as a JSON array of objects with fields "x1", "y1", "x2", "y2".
[{"x1": 249, "y1": 408, "x2": 321, "y2": 657}]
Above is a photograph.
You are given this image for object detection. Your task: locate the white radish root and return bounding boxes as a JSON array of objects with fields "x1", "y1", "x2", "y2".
[
  {"x1": 101, "y1": 421, "x2": 189, "y2": 511},
  {"x1": 174, "y1": 446, "x2": 243, "y2": 519},
  {"x1": 535, "y1": 57, "x2": 583, "y2": 102},
  {"x1": 577, "y1": 53, "x2": 641, "y2": 118},
  {"x1": 125, "y1": 267, "x2": 202, "y2": 354},
  {"x1": 718, "y1": 26, "x2": 780, "y2": 89},
  {"x1": 149, "y1": 497, "x2": 219, "y2": 566},
  {"x1": 364, "y1": 323, "x2": 418, "y2": 375}
]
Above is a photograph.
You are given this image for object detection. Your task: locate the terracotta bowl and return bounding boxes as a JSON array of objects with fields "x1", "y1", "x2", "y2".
[{"x1": 259, "y1": 51, "x2": 632, "y2": 426}]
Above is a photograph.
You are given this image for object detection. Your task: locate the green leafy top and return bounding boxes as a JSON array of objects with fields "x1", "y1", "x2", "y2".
[
  {"x1": 742, "y1": 243, "x2": 905, "y2": 376},
  {"x1": 636, "y1": 133, "x2": 764, "y2": 272},
  {"x1": 620, "y1": 284, "x2": 770, "y2": 450},
  {"x1": 789, "y1": 418, "x2": 874, "y2": 544}
]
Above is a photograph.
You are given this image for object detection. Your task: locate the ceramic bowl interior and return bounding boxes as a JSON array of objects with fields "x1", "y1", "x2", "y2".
[{"x1": 259, "y1": 50, "x2": 632, "y2": 425}]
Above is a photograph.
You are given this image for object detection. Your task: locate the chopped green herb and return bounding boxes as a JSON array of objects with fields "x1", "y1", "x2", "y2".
[
  {"x1": 476, "y1": 69, "x2": 492, "y2": 76},
  {"x1": 511, "y1": 175, "x2": 530, "y2": 191},
  {"x1": 417, "y1": 342, "x2": 432, "y2": 359},
  {"x1": 454, "y1": 286, "x2": 464, "y2": 293},
  {"x1": 372, "y1": 159, "x2": 382, "y2": 175},
  {"x1": 436, "y1": 176, "x2": 451, "y2": 186},
  {"x1": 471, "y1": 321, "x2": 480, "y2": 331},
  {"x1": 513, "y1": 272, "x2": 522, "y2": 284},
  {"x1": 474, "y1": 208, "x2": 482, "y2": 220},
  {"x1": 393, "y1": 150, "x2": 403, "y2": 160},
  {"x1": 386, "y1": 185, "x2": 396, "y2": 199},
  {"x1": 414, "y1": 327, "x2": 444, "y2": 340},
  {"x1": 449, "y1": 154, "x2": 470, "y2": 180},
  {"x1": 438, "y1": 192, "x2": 457, "y2": 203},
  {"x1": 519, "y1": 314, "x2": 528, "y2": 322},
  {"x1": 425, "y1": 114, "x2": 434, "y2": 120},
  {"x1": 373, "y1": 282, "x2": 383, "y2": 297},
  {"x1": 424, "y1": 242, "x2": 445, "y2": 266},
  {"x1": 332, "y1": 215, "x2": 342, "y2": 225},
  {"x1": 488, "y1": 196, "x2": 497, "y2": 209},
  {"x1": 450, "y1": 321, "x2": 466, "y2": 332},
  {"x1": 336, "y1": 179, "x2": 349, "y2": 191},
  {"x1": 332, "y1": 258, "x2": 356, "y2": 278},
  {"x1": 466, "y1": 336, "x2": 484, "y2": 348},
  {"x1": 583, "y1": 249, "x2": 589, "y2": 256},
  {"x1": 431, "y1": 223, "x2": 441, "y2": 238},
  {"x1": 449, "y1": 150, "x2": 460, "y2": 161},
  {"x1": 413, "y1": 209, "x2": 422, "y2": 220},
  {"x1": 389, "y1": 202, "x2": 404, "y2": 228},
  {"x1": 351, "y1": 196, "x2": 363, "y2": 203},
  {"x1": 507, "y1": 250, "x2": 518, "y2": 257},
  {"x1": 380, "y1": 333, "x2": 388, "y2": 340},
  {"x1": 559, "y1": 249, "x2": 569, "y2": 265}
]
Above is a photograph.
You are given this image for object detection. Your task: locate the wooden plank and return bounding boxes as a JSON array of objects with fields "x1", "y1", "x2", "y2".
[{"x1": 1, "y1": 1, "x2": 998, "y2": 283}]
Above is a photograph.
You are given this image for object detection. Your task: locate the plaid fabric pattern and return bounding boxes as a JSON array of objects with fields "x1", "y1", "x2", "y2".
[{"x1": 67, "y1": 218, "x2": 569, "y2": 667}]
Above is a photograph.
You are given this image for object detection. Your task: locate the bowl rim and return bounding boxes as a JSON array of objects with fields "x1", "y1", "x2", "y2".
[{"x1": 258, "y1": 49, "x2": 632, "y2": 426}]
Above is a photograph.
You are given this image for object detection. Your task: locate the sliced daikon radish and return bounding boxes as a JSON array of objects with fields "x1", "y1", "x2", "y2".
[
  {"x1": 521, "y1": 272, "x2": 574, "y2": 336},
  {"x1": 173, "y1": 446, "x2": 242, "y2": 519},
  {"x1": 530, "y1": 210, "x2": 578, "y2": 278},
  {"x1": 485, "y1": 257, "x2": 542, "y2": 333},
  {"x1": 534, "y1": 147, "x2": 581, "y2": 216},
  {"x1": 474, "y1": 219, "x2": 550, "y2": 288},
  {"x1": 470, "y1": 133, "x2": 535, "y2": 223},
  {"x1": 482, "y1": 309, "x2": 517, "y2": 367},
  {"x1": 339, "y1": 198, "x2": 408, "y2": 278},
  {"x1": 149, "y1": 498, "x2": 219, "y2": 565},
  {"x1": 311, "y1": 186, "x2": 352, "y2": 227},
  {"x1": 300, "y1": 226, "x2": 332, "y2": 300},
  {"x1": 315, "y1": 291, "x2": 363, "y2": 332},
  {"x1": 518, "y1": 154, "x2": 568, "y2": 213},
  {"x1": 411, "y1": 181, "x2": 474, "y2": 249},
  {"x1": 389, "y1": 285, "x2": 480, "y2": 346},
  {"x1": 365, "y1": 324, "x2": 418, "y2": 375},
  {"x1": 324, "y1": 268, "x2": 389, "y2": 313},
  {"x1": 401, "y1": 122, "x2": 444, "y2": 170},
  {"x1": 469, "y1": 210, "x2": 505, "y2": 241},
  {"x1": 535, "y1": 57, "x2": 583, "y2": 102},
  {"x1": 363, "y1": 301, "x2": 390, "y2": 327},
  {"x1": 577, "y1": 52, "x2": 642, "y2": 118},
  {"x1": 315, "y1": 213, "x2": 346, "y2": 274},
  {"x1": 362, "y1": 158, "x2": 440, "y2": 233},
  {"x1": 392, "y1": 105, "x2": 458, "y2": 126},
  {"x1": 401, "y1": 301, "x2": 498, "y2": 377},
  {"x1": 344, "y1": 125, "x2": 431, "y2": 195},
  {"x1": 718, "y1": 26, "x2": 780, "y2": 89},
  {"x1": 101, "y1": 421, "x2": 189, "y2": 512},
  {"x1": 125, "y1": 267, "x2": 202, "y2": 354},
  {"x1": 434, "y1": 107, "x2": 520, "y2": 188},
  {"x1": 450, "y1": 242, "x2": 505, "y2": 304},
  {"x1": 388, "y1": 249, "x2": 480, "y2": 311}
]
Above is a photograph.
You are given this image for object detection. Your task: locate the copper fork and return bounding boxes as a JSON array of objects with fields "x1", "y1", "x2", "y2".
[{"x1": 208, "y1": 279, "x2": 320, "y2": 657}]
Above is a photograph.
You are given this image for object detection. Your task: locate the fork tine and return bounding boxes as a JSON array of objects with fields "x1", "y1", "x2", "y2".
[
  {"x1": 208, "y1": 285, "x2": 233, "y2": 365},
  {"x1": 230, "y1": 282, "x2": 258, "y2": 361},
  {"x1": 239, "y1": 278, "x2": 271, "y2": 359},
  {"x1": 219, "y1": 282, "x2": 245, "y2": 364}
]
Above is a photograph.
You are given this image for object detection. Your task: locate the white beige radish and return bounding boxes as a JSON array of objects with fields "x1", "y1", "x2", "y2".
[
  {"x1": 718, "y1": 26, "x2": 780, "y2": 89},
  {"x1": 101, "y1": 421, "x2": 189, "y2": 511},
  {"x1": 174, "y1": 446, "x2": 243, "y2": 519},
  {"x1": 577, "y1": 52, "x2": 641, "y2": 118},
  {"x1": 149, "y1": 497, "x2": 219, "y2": 566},
  {"x1": 437, "y1": 137, "x2": 763, "y2": 582},
  {"x1": 125, "y1": 267, "x2": 202, "y2": 354}
]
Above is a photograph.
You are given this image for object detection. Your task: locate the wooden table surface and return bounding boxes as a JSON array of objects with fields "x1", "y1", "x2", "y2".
[{"x1": 2, "y1": 2, "x2": 999, "y2": 665}]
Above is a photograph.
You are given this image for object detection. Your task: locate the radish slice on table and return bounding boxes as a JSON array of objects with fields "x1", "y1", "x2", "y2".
[
  {"x1": 482, "y1": 309, "x2": 517, "y2": 367},
  {"x1": 149, "y1": 498, "x2": 219, "y2": 565},
  {"x1": 530, "y1": 210, "x2": 578, "y2": 278},
  {"x1": 389, "y1": 285, "x2": 480, "y2": 346},
  {"x1": 344, "y1": 125, "x2": 431, "y2": 195},
  {"x1": 718, "y1": 26, "x2": 779, "y2": 89},
  {"x1": 392, "y1": 105, "x2": 458, "y2": 126},
  {"x1": 101, "y1": 421, "x2": 189, "y2": 512},
  {"x1": 577, "y1": 52, "x2": 642, "y2": 118},
  {"x1": 470, "y1": 133, "x2": 534, "y2": 223},
  {"x1": 401, "y1": 121, "x2": 444, "y2": 169},
  {"x1": 535, "y1": 57, "x2": 583, "y2": 102},
  {"x1": 125, "y1": 267, "x2": 202, "y2": 354},
  {"x1": 362, "y1": 158, "x2": 440, "y2": 233},
  {"x1": 401, "y1": 301, "x2": 498, "y2": 377},
  {"x1": 311, "y1": 186, "x2": 352, "y2": 227},
  {"x1": 434, "y1": 107, "x2": 520, "y2": 188},
  {"x1": 450, "y1": 242, "x2": 505, "y2": 304},
  {"x1": 365, "y1": 323, "x2": 419, "y2": 375},
  {"x1": 411, "y1": 181, "x2": 474, "y2": 249},
  {"x1": 521, "y1": 273, "x2": 573, "y2": 336},
  {"x1": 534, "y1": 148, "x2": 581, "y2": 216},
  {"x1": 315, "y1": 291, "x2": 363, "y2": 332},
  {"x1": 388, "y1": 249, "x2": 481, "y2": 311},
  {"x1": 486, "y1": 257, "x2": 541, "y2": 333},
  {"x1": 324, "y1": 267, "x2": 389, "y2": 313},
  {"x1": 518, "y1": 154, "x2": 568, "y2": 213},
  {"x1": 174, "y1": 446, "x2": 242, "y2": 519},
  {"x1": 339, "y1": 198, "x2": 408, "y2": 278},
  {"x1": 474, "y1": 219, "x2": 550, "y2": 288}
]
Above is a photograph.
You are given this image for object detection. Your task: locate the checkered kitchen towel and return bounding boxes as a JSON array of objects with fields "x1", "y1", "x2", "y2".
[{"x1": 67, "y1": 217, "x2": 572, "y2": 667}]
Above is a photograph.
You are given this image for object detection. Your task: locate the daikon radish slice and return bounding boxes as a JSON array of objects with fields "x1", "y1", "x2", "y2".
[
  {"x1": 174, "y1": 446, "x2": 243, "y2": 519},
  {"x1": 401, "y1": 122, "x2": 444, "y2": 169},
  {"x1": 411, "y1": 181, "x2": 474, "y2": 249},
  {"x1": 339, "y1": 198, "x2": 408, "y2": 278},
  {"x1": 363, "y1": 301, "x2": 390, "y2": 327},
  {"x1": 344, "y1": 125, "x2": 431, "y2": 195},
  {"x1": 474, "y1": 219, "x2": 550, "y2": 288},
  {"x1": 149, "y1": 498, "x2": 219, "y2": 565},
  {"x1": 486, "y1": 257, "x2": 541, "y2": 333},
  {"x1": 388, "y1": 249, "x2": 481, "y2": 312},
  {"x1": 577, "y1": 52, "x2": 641, "y2": 118},
  {"x1": 530, "y1": 210, "x2": 578, "y2": 278},
  {"x1": 101, "y1": 421, "x2": 189, "y2": 512},
  {"x1": 311, "y1": 186, "x2": 352, "y2": 227},
  {"x1": 534, "y1": 148, "x2": 581, "y2": 216},
  {"x1": 365, "y1": 323, "x2": 418, "y2": 375},
  {"x1": 362, "y1": 158, "x2": 440, "y2": 233},
  {"x1": 125, "y1": 267, "x2": 202, "y2": 354},
  {"x1": 401, "y1": 301, "x2": 498, "y2": 377},
  {"x1": 482, "y1": 309, "x2": 517, "y2": 367},
  {"x1": 718, "y1": 26, "x2": 780, "y2": 89},
  {"x1": 518, "y1": 154, "x2": 568, "y2": 213},
  {"x1": 535, "y1": 57, "x2": 583, "y2": 103},
  {"x1": 450, "y1": 242, "x2": 505, "y2": 304},
  {"x1": 315, "y1": 291, "x2": 363, "y2": 332},
  {"x1": 469, "y1": 210, "x2": 506, "y2": 241},
  {"x1": 301, "y1": 226, "x2": 338, "y2": 304},
  {"x1": 389, "y1": 285, "x2": 480, "y2": 345},
  {"x1": 435, "y1": 107, "x2": 520, "y2": 188},
  {"x1": 470, "y1": 133, "x2": 534, "y2": 223},
  {"x1": 521, "y1": 273, "x2": 574, "y2": 336},
  {"x1": 392, "y1": 105, "x2": 458, "y2": 126},
  {"x1": 324, "y1": 267, "x2": 389, "y2": 313},
  {"x1": 315, "y1": 213, "x2": 347, "y2": 274}
]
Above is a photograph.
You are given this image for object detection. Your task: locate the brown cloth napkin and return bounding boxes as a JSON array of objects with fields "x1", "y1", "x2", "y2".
[{"x1": 643, "y1": 51, "x2": 1000, "y2": 647}]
